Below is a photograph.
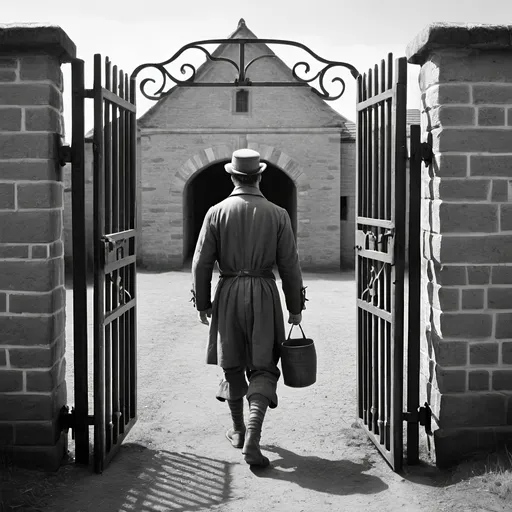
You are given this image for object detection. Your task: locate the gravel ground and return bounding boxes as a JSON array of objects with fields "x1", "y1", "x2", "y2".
[{"x1": 1, "y1": 270, "x2": 509, "y2": 512}]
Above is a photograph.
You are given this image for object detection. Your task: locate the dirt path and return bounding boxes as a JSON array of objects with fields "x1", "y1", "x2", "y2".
[{"x1": 3, "y1": 271, "x2": 509, "y2": 511}]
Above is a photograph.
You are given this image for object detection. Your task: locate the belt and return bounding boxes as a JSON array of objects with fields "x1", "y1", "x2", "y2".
[{"x1": 220, "y1": 269, "x2": 275, "y2": 280}]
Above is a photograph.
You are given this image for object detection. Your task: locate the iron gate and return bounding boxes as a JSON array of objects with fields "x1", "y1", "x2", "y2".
[
  {"x1": 66, "y1": 54, "x2": 138, "y2": 473},
  {"x1": 356, "y1": 54, "x2": 413, "y2": 471}
]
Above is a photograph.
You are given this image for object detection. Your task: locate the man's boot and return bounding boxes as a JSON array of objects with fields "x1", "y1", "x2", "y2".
[
  {"x1": 226, "y1": 398, "x2": 246, "y2": 448},
  {"x1": 242, "y1": 395, "x2": 270, "y2": 467}
]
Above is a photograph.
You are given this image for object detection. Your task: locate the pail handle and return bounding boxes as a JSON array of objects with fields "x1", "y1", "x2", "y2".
[{"x1": 287, "y1": 323, "x2": 306, "y2": 340}]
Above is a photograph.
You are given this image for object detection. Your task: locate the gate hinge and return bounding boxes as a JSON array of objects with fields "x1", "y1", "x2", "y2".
[
  {"x1": 403, "y1": 402, "x2": 432, "y2": 435},
  {"x1": 420, "y1": 142, "x2": 433, "y2": 168},
  {"x1": 59, "y1": 144, "x2": 72, "y2": 167},
  {"x1": 59, "y1": 405, "x2": 94, "y2": 440}
]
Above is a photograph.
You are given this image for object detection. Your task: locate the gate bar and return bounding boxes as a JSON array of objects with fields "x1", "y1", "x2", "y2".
[
  {"x1": 407, "y1": 124, "x2": 422, "y2": 464},
  {"x1": 70, "y1": 58, "x2": 89, "y2": 465}
]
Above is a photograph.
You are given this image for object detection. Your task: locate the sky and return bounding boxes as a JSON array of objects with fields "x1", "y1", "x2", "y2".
[{"x1": 3, "y1": 0, "x2": 512, "y2": 139}]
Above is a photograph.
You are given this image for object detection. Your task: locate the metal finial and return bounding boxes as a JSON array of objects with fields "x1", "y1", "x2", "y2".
[{"x1": 238, "y1": 18, "x2": 246, "y2": 28}]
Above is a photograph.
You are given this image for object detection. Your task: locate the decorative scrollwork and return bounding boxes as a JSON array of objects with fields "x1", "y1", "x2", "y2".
[
  {"x1": 361, "y1": 264, "x2": 385, "y2": 304},
  {"x1": 130, "y1": 38, "x2": 359, "y2": 101}
]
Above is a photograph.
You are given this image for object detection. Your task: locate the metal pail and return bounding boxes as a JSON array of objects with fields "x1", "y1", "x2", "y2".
[{"x1": 280, "y1": 324, "x2": 317, "y2": 388}]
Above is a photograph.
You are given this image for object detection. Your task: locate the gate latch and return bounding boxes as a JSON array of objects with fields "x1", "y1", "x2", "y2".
[
  {"x1": 59, "y1": 144, "x2": 72, "y2": 167},
  {"x1": 59, "y1": 405, "x2": 76, "y2": 439}
]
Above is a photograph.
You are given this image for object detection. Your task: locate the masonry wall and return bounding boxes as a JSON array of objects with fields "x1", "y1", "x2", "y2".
[
  {"x1": 138, "y1": 130, "x2": 342, "y2": 269},
  {"x1": 408, "y1": 23, "x2": 512, "y2": 467},
  {"x1": 340, "y1": 139, "x2": 356, "y2": 268},
  {"x1": 0, "y1": 26, "x2": 75, "y2": 470}
]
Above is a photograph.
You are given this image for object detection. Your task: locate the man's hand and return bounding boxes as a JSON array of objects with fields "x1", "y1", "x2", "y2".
[
  {"x1": 288, "y1": 313, "x2": 302, "y2": 325},
  {"x1": 198, "y1": 308, "x2": 212, "y2": 325}
]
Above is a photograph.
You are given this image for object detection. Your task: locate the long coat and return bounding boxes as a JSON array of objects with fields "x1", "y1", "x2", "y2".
[{"x1": 192, "y1": 184, "x2": 304, "y2": 369}]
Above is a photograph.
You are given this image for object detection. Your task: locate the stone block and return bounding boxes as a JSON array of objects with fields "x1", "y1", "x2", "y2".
[
  {"x1": 435, "y1": 128, "x2": 512, "y2": 153},
  {"x1": 0, "y1": 292, "x2": 5, "y2": 312},
  {"x1": 26, "y1": 360, "x2": 64, "y2": 392},
  {"x1": 0, "y1": 210, "x2": 62, "y2": 243},
  {"x1": 461, "y1": 288, "x2": 484, "y2": 309},
  {"x1": 0, "y1": 394, "x2": 53, "y2": 421},
  {"x1": 430, "y1": 264, "x2": 467, "y2": 285},
  {"x1": 0, "y1": 350, "x2": 5, "y2": 366},
  {"x1": 440, "y1": 234, "x2": 512, "y2": 264},
  {"x1": 492, "y1": 370, "x2": 512, "y2": 391},
  {"x1": 17, "y1": 182, "x2": 63, "y2": 209},
  {"x1": 468, "y1": 370, "x2": 490, "y2": 391},
  {"x1": 432, "y1": 202, "x2": 498, "y2": 233},
  {"x1": 492, "y1": 266, "x2": 512, "y2": 284},
  {"x1": 20, "y1": 54, "x2": 62, "y2": 87},
  {"x1": 0, "y1": 183, "x2": 15, "y2": 209},
  {"x1": 0, "y1": 245, "x2": 28, "y2": 258},
  {"x1": 9, "y1": 287, "x2": 65, "y2": 314},
  {"x1": 439, "y1": 393, "x2": 507, "y2": 429},
  {"x1": 488, "y1": 288, "x2": 512, "y2": 309},
  {"x1": 0, "y1": 370, "x2": 23, "y2": 392},
  {"x1": 0, "y1": 132, "x2": 57, "y2": 159},
  {"x1": 424, "y1": 84, "x2": 471, "y2": 107},
  {"x1": 0, "y1": 313, "x2": 65, "y2": 348},
  {"x1": 478, "y1": 107, "x2": 505, "y2": 126},
  {"x1": 0, "y1": 83, "x2": 61, "y2": 108},
  {"x1": 434, "y1": 312, "x2": 492, "y2": 338},
  {"x1": 471, "y1": 155, "x2": 512, "y2": 177},
  {"x1": 0, "y1": 57, "x2": 18, "y2": 68},
  {"x1": 467, "y1": 266, "x2": 490, "y2": 284},
  {"x1": 0, "y1": 160, "x2": 60, "y2": 181},
  {"x1": 434, "y1": 154, "x2": 468, "y2": 178},
  {"x1": 501, "y1": 204, "x2": 512, "y2": 231},
  {"x1": 432, "y1": 340, "x2": 468, "y2": 366},
  {"x1": 473, "y1": 85, "x2": 512, "y2": 104},
  {"x1": 470, "y1": 343, "x2": 499, "y2": 365},
  {"x1": 502, "y1": 342, "x2": 512, "y2": 364},
  {"x1": 0, "y1": 107, "x2": 21, "y2": 130},
  {"x1": 435, "y1": 179, "x2": 489, "y2": 201},
  {"x1": 492, "y1": 180, "x2": 508, "y2": 202},
  {"x1": 14, "y1": 419, "x2": 61, "y2": 446},
  {"x1": 25, "y1": 107, "x2": 62, "y2": 133},
  {"x1": 431, "y1": 105, "x2": 475, "y2": 127},
  {"x1": 32, "y1": 245, "x2": 49, "y2": 259},
  {"x1": 0, "y1": 259, "x2": 63, "y2": 292},
  {"x1": 496, "y1": 313, "x2": 512, "y2": 338},
  {"x1": 435, "y1": 367, "x2": 466, "y2": 393},
  {"x1": 431, "y1": 283, "x2": 459, "y2": 310}
]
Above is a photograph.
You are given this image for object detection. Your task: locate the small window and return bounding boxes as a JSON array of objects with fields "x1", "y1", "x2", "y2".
[
  {"x1": 340, "y1": 196, "x2": 348, "y2": 221},
  {"x1": 235, "y1": 89, "x2": 249, "y2": 113}
]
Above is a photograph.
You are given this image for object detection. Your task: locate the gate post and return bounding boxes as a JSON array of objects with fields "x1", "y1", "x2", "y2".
[
  {"x1": 0, "y1": 24, "x2": 76, "y2": 469},
  {"x1": 407, "y1": 23, "x2": 512, "y2": 467}
]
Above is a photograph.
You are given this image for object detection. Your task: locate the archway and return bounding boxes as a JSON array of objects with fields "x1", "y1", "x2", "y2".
[{"x1": 183, "y1": 161, "x2": 297, "y2": 263}]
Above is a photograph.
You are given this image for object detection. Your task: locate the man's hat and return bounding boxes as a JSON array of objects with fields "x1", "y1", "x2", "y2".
[{"x1": 224, "y1": 149, "x2": 267, "y2": 175}]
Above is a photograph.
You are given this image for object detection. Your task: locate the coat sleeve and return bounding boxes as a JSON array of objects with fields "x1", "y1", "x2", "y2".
[
  {"x1": 191, "y1": 208, "x2": 217, "y2": 311},
  {"x1": 276, "y1": 209, "x2": 304, "y2": 315}
]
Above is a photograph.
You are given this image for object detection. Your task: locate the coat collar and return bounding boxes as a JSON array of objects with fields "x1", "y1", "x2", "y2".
[{"x1": 229, "y1": 185, "x2": 265, "y2": 198}]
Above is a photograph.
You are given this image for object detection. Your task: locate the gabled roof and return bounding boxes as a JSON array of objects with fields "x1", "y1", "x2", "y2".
[{"x1": 138, "y1": 19, "x2": 351, "y2": 131}]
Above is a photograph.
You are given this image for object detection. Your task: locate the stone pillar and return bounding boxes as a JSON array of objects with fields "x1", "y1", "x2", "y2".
[
  {"x1": 0, "y1": 25, "x2": 76, "y2": 469},
  {"x1": 407, "y1": 23, "x2": 512, "y2": 466}
]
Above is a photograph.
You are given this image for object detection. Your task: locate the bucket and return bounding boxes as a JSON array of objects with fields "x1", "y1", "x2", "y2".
[{"x1": 280, "y1": 324, "x2": 317, "y2": 388}]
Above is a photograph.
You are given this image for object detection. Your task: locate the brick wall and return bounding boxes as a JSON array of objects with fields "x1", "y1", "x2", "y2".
[
  {"x1": 0, "y1": 25, "x2": 75, "y2": 470},
  {"x1": 408, "y1": 23, "x2": 512, "y2": 467}
]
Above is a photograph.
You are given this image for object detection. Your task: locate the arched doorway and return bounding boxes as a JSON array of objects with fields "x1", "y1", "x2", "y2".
[{"x1": 183, "y1": 160, "x2": 297, "y2": 263}]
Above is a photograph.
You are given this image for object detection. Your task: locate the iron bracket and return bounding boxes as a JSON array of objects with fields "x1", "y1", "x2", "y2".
[
  {"x1": 403, "y1": 402, "x2": 432, "y2": 436},
  {"x1": 59, "y1": 405, "x2": 94, "y2": 440},
  {"x1": 420, "y1": 142, "x2": 433, "y2": 168},
  {"x1": 59, "y1": 144, "x2": 72, "y2": 167}
]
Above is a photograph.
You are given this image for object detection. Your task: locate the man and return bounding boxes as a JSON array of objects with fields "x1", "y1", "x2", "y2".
[{"x1": 191, "y1": 148, "x2": 305, "y2": 468}]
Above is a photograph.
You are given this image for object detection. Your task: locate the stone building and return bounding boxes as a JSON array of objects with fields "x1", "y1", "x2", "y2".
[{"x1": 63, "y1": 19, "x2": 357, "y2": 271}]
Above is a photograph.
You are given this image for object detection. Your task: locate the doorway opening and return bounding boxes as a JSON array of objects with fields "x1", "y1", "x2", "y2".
[{"x1": 183, "y1": 160, "x2": 297, "y2": 263}]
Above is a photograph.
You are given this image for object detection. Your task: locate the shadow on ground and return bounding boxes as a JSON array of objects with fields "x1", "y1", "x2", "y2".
[
  {"x1": 254, "y1": 445, "x2": 388, "y2": 496},
  {"x1": 1, "y1": 444, "x2": 235, "y2": 512}
]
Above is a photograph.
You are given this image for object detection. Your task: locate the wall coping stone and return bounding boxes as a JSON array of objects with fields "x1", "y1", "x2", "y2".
[
  {"x1": 407, "y1": 23, "x2": 512, "y2": 65},
  {"x1": 0, "y1": 24, "x2": 76, "y2": 62}
]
